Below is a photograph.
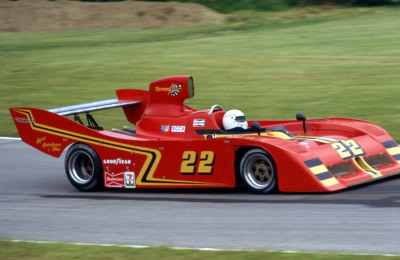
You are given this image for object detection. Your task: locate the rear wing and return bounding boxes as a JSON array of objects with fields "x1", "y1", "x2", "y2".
[
  {"x1": 48, "y1": 98, "x2": 141, "y2": 116},
  {"x1": 46, "y1": 98, "x2": 143, "y2": 130}
]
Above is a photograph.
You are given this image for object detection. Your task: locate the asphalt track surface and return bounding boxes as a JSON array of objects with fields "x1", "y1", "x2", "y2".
[{"x1": 1, "y1": 139, "x2": 400, "y2": 255}]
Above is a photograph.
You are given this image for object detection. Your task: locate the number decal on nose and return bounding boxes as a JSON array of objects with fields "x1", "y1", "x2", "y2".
[{"x1": 331, "y1": 140, "x2": 365, "y2": 160}]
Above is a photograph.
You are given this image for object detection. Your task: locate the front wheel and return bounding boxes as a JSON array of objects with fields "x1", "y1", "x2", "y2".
[
  {"x1": 239, "y1": 148, "x2": 277, "y2": 194},
  {"x1": 65, "y1": 143, "x2": 103, "y2": 192}
]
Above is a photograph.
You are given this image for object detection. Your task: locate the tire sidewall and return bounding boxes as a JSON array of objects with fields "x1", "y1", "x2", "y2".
[
  {"x1": 239, "y1": 148, "x2": 277, "y2": 194},
  {"x1": 65, "y1": 143, "x2": 103, "y2": 192}
]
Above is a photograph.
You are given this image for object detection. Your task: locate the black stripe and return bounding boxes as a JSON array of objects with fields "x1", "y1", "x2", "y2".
[
  {"x1": 304, "y1": 158, "x2": 322, "y2": 168},
  {"x1": 196, "y1": 129, "x2": 253, "y2": 135},
  {"x1": 315, "y1": 171, "x2": 332, "y2": 181},
  {"x1": 382, "y1": 140, "x2": 398, "y2": 148},
  {"x1": 196, "y1": 129, "x2": 225, "y2": 135},
  {"x1": 393, "y1": 154, "x2": 400, "y2": 160}
]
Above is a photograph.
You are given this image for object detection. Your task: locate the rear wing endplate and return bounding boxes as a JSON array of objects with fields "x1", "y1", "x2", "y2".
[{"x1": 48, "y1": 98, "x2": 141, "y2": 116}]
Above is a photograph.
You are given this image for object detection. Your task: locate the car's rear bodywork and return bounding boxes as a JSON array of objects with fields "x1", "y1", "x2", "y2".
[{"x1": 9, "y1": 75, "x2": 400, "y2": 193}]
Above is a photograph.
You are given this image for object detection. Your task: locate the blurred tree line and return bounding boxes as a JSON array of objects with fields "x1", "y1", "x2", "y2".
[{"x1": 74, "y1": 0, "x2": 400, "y2": 12}]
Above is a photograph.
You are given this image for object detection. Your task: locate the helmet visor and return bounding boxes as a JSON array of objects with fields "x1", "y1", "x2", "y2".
[{"x1": 235, "y1": 116, "x2": 246, "y2": 122}]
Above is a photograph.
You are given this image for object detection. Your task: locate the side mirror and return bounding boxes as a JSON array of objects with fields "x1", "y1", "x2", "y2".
[
  {"x1": 251, "y1": 121, "x2": 261, "y2": 136},
  {"x1": 296, "y1": 113, "x2": 306, "y2": 121},
  {"x1": 296, "y1": 113, "x2": 307, "y2": 133}
]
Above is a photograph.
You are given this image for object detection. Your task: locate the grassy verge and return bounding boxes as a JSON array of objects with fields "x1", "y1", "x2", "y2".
[
  {"x1": 1, "y1": 7, "x2": 400, "y2": 139},
  {"x1": 140, "y1": 0, "x2": 400, "y2": 13},
  {"x1": 0, "y1": 240, "x2": 398, "y2": 260}
]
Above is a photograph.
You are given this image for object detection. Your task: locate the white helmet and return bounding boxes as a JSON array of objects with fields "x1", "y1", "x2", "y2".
[{"x1": 223, "y1": 109, "x2": 248, "y2": 131}]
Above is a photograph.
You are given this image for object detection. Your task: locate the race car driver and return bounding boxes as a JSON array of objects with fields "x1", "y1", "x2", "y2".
[{"x1": 222, "y1": 109, "x2": 248, "y2": 131}]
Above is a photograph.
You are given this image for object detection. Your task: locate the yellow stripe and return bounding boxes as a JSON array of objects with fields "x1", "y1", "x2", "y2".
[
  {"x1": 352, "y1": 157, "x2": 382, "y2": 178},
  {"x1": 264, "y1": 131, "x2": 292, "y2": 139},
  {"x1": 203, "y1": 132, "x2": 337, "y2": 143},
  {"x1": 202, "y1": 132, "x2": 292, "y2": 139},
  {"x1": 321, "y1": 178, "x2": 339, "y2": 187},
  {"x1": 309, "y1": 165, "x2": 328, "y2": 175},
  {"x1": 203, "y1": 131, "x2": 338, "y2": 144},
  {"x1": 16, "y1": 109, "x2": 215, "y2": 186},
  {"x1": 387, "y1": 146, "x2": 400, "y2": 156},
  {"x1": 203, "y1": 133, "x2": 259, "y2": 138},
  {"x1": 306, "y1": 160, "x2": 339, "y2": 187}
]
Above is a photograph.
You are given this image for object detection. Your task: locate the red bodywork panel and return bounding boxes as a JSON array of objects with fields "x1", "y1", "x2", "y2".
[{"x1": 9, "y1": 75, "x2": 400, "y2": 192}]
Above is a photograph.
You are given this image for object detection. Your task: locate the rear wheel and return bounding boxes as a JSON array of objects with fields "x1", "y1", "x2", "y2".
[
  {"x1": 65, "y1": 143, "x2": 103, "y2": 191},
  {"x1": 239, "y1": 148, "x2": 277, "y2": 194}
]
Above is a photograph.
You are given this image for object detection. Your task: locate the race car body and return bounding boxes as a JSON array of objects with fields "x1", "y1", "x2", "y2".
[{"x1": 9, "y1": 76, "x2": 400, "y2": 193}]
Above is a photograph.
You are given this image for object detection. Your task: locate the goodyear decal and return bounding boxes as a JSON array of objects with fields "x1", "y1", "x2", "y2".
[
  {"x1": 382, "y1": 140, "x2": 400, "y2": 163},
  {"x1": 304, "y1": 158, "x2": 339, "y2": 187},
  {"x1": 15, "y1": 109, "x2": 214, "y2": 187}
]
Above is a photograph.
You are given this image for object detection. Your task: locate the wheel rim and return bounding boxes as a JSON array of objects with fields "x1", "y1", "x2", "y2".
[
  {"x1": 243, "y1": 153, "x2": 274, "y2": 190},
  {"x1": 68, "y1": 150, "x2": 95, "y2": 184}
]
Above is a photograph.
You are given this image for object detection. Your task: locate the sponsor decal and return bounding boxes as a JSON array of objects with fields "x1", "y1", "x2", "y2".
[
  {"x1": 171, "y1": 126, "x2": 185, "y2": 133},
  {"x1": 36, "y1": 136, "x2": 61, "y2": 152},
  {"x1": 161, "y1": 125, "x2": 170, "y2": 132},
  {"x1": 193, "y1": 119, "x2": 205, "y2": 127},
  {"x1": 36, "y1": 136, "x2": 46, "y2": 144},
  {"x1": 105, "y1": 171, "x2": 136, "y2": 188},
  {"x1": 125, "y1": 172, "x2": 136, "y2": 188},
  {"x1": 169, "y1": 84, "x2": 182, "y2": 96},
  {"x1": 107, "y1": 177, "x2": 124, "y2": 182},
  {"x1": 103, "y1": 158, "x2": 131, "y2": 165},
  {"x1": 15, "y1": 117, "x2": 35, "y2": 124},
  {"x1": 42, "y1": 142, "x2": 61, "y2": 152},
  {"x1": 105, "y1": 172, "x2": 124, "y2": 188},
  {"x1": 155, "y1": 87, "x2": 170, "y2": 92},
  {"x1": 155, "y1": 83, "x2": 182, "y2": 96}
]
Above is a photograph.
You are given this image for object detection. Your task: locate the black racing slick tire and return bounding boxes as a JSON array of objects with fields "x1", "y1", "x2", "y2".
[
  {"x1": 65, "y1": 143, "x2": 103, "y2": 192},
  {"x1": 239, "y1": 148, "x2": 277, "y2": 194}
]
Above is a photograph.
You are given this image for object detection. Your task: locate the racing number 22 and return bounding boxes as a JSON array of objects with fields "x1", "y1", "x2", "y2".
[
  {"x1": 181, "y1": 151, "x2": 215, "y2": 175},
  {"x1": 332, "y1": 140, "x2": 365, "y2": 160}
]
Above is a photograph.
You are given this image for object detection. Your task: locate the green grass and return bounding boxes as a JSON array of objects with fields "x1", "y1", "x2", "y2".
[
  {"x1": 1, "y1": 7, "x2": 400, "y2": 139},
  {"x1": 0, "y1": 240, "x2": 398, "y2": 260}
]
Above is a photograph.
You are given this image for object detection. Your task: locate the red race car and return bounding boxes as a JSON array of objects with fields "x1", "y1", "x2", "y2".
[{"x1": 9, "y1": 76, "x2": 400, "y2": 193}]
